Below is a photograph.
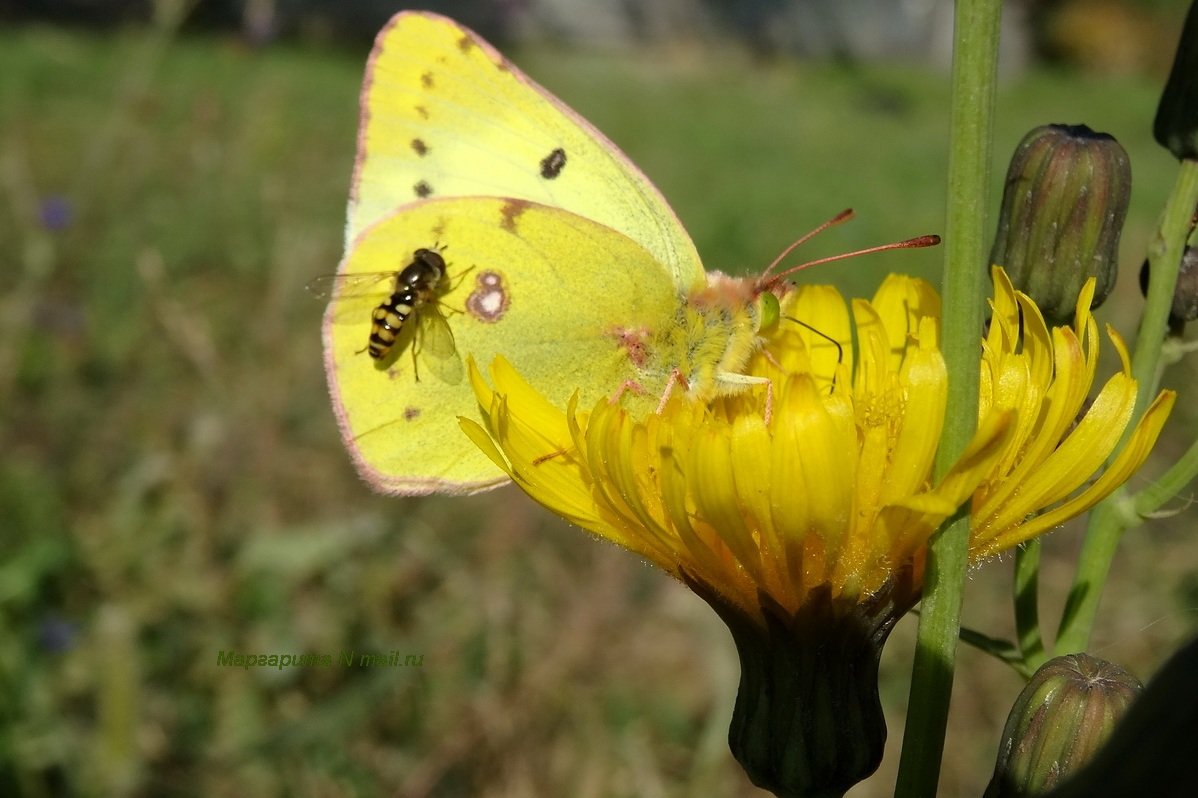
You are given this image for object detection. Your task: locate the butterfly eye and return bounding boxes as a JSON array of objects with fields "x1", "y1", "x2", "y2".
[{"x1": 757, "y1": 292, "x2": 781, "y2": 332}]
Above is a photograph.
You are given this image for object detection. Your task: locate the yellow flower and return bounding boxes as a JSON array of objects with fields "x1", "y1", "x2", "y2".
[
  {"x1": 972, "y1": 268, "x2": 1173, "y2": 557},
  {"x1": 461, "y1": 267, "x2": 1174, "y2": 797},
  {"x1": 463, "y1": 268, "x2": 1173, "y2": 625}
]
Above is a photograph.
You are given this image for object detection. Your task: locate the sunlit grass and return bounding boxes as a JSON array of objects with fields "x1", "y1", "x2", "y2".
[{"x1": 1, "y1": 23, "x2": 1194, "y2": 797}]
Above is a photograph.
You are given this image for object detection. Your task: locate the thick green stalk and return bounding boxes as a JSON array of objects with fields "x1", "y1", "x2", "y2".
[
  {"x1": 894, "y1": 2, "x2": 1002, "y2": 796},
  {"x1": 1056, "y1": 160, "x2": 1198, "y2": 653}
]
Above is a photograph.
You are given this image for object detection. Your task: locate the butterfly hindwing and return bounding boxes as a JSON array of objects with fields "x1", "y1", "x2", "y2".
[{"x1": 326, "y1": 197, "x2": 680, "y2": 494}]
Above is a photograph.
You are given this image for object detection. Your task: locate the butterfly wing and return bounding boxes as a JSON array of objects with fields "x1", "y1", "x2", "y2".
[
  {"x1": 347, "y1": 11, "x2": 704, "y2": 292},
  {"x1": 326, "y1": 197, "x2": 681, "y2": 495}
]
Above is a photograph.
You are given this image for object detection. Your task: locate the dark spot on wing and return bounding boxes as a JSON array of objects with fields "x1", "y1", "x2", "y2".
[
  {"x1": 411, "y1": 138, "x2": 428, "y2": 156},
  {"x1": 421, "y1": 71, "x2": 435, "y2": 89},
  {"x1": 457, "y1": 35, "x2": 475, "y2": 54},
  {"x1": 499, "y1": 199, "x2": 529, "y2": 232},
  {"x1": 414, "y1": 104, "x2": 429, "y2": 120},
  {"x1": 540, "y1": 147, "x2": 567, "y2": 179},
  {"x1": 414, "y1": 180, "x2": 433, "y2": 198},
  {"x1": 404, "y1": 406, "x2": 421, "y2": 421}
]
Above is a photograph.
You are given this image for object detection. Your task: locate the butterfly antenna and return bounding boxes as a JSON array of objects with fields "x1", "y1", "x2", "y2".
[
  {"x1": 763, "y1": 231, "x2": 941, "y2": 289},
  {"x1": 759, "y1": 208, "x2": 856, "y2": 285}
]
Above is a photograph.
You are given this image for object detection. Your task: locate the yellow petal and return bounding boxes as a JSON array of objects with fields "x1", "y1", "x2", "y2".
[
  {"x1": 879, "y1": 325, "x2": 947, "y2": 506},
  {"x1": 977, "y1": 389, "x2": 1176, "y2": 556}
]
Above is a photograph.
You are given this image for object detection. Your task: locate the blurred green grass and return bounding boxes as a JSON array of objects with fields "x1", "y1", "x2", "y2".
[{"x1": 1, "y1": 22, "x2": 1196, "y2": 798}]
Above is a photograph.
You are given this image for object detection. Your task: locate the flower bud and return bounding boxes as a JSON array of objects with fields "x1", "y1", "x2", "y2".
[
  {"x1": 990, "y1": 124, "x2": 1130, "y2": 325},
  {"x1": 1032, "y1": 635, "x2": 1198, "y2": 798},
  {"x1": 984, "y1": 654, "x2": 1142, "y2": 798},
  {"x1": 1154, "y1": 0, "x2": 1198, "y2": 160},
  {"x1": 1140, "y1": 247, "x2": 1198, "y2": 331}
]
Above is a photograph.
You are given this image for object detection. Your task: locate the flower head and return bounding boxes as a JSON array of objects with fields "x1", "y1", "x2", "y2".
[
  {"x1": 461, "y1": 268, "x2": 1173, "y2": 796},
  {"x1": 465, "y1": 269, "x2": 1170, "y2": 621}
]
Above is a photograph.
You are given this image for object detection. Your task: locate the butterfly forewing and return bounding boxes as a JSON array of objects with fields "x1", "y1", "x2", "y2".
[{"x1": 348, "y1": 12, "x2": 705, "y2": 291}]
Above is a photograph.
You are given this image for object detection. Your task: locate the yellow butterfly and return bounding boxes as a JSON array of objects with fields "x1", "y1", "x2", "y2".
[{"x1": 323, "y1": 11, "x2": 773, "y2": 495}]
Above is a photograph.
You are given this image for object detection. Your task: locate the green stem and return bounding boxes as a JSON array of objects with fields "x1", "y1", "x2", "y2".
[
  {"x1": 1129, "y1": 160, "x2": 1198, "y2": 415},
  {"x1": 1014, "y1": 540, "x2": 1046, "y2": 671},
  {"x1": 1134, "y1": 431, "x2": 1198, "y2": 517},
  {"x1": 894, "y1": 2, "x2": 1002, "y2": 796},
  {"x1": 1056, "y1": 159, "x2": 1198, "y2": 654}
]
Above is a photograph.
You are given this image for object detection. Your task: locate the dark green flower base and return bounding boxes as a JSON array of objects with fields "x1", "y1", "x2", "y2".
[{"x1": 685, "y1": 574, "x2": 917, "y2": 798}]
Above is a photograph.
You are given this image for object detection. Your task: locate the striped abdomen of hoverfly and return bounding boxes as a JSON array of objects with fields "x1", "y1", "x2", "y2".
[{"x1": 365, "y1": 248, "x2": 447, "y2": 360}]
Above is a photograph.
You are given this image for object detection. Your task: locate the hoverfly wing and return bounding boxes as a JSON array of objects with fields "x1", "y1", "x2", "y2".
[
  {"x1": 416, "y1": 307, "x2": 463, "y2": 385},
  {"x1": 307, "y1": 271, "x2": 399, "y2": 298},
  {"x1": 418, "y1": 306, "x2": 457, "y2": 359},
  {"x1": 308, "y1": 272, "x2": 398, "y2": 325}
]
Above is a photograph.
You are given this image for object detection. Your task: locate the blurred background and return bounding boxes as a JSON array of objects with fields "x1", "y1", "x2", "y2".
[{"x1": 2, "y1": 0, "x2": 1197, "y2": 796}]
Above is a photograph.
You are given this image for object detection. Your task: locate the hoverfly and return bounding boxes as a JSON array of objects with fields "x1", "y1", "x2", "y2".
[{"x1": 309, "y1": 247, "x2": 460, "y2": 382}]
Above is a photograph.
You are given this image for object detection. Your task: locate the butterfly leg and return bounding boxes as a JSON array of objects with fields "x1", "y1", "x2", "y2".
[
  {"x1": 760, "y1": 346, "x2": 783, "y2": 371},
  {"x1": 610, "y1": 380, "x2": 647, "y2": 403},
  {"x1": 655, "y1": 368, "x2": 691, "y2": 414},
  {"x1": 713, "y1": 372, "x2": 775, "y2": 425}
]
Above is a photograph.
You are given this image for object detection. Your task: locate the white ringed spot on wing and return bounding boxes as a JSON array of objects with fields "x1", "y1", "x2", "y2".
[{"x1": 466, "y1": 271, "x2": 509, "y2": 323}]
